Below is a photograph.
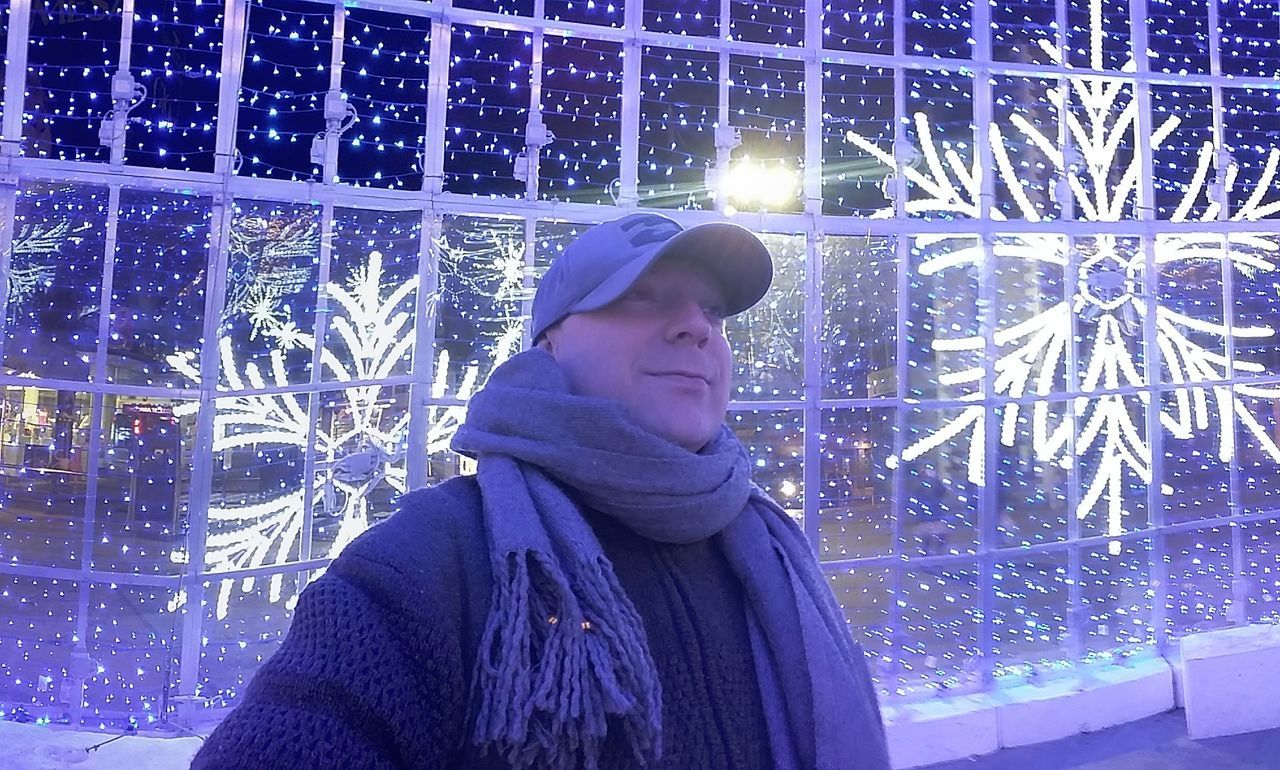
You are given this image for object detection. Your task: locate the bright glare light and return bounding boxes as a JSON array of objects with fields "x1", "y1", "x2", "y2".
[{"x1": 717, "y1": 162, "x2": 799, "y2": 208}]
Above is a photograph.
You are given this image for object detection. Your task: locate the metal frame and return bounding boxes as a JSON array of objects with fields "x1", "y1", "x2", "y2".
[
  {"x1": 1130, "y1": 0, "x2": 1168, "y2": 656},
  {"x1": 0, "y1": 0, "x2": 1276, "y2": 723}
]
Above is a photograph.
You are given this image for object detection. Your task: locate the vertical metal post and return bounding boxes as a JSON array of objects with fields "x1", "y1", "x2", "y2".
[
  {"x1": 714, "y1": 0, "x2": 732, "y2": 208},
  {"x1": 299, "y1": 193, "x2": 334, "y2": 566},
  {"x1": 1129, "y1": 0, "x2": 1169, "y2": 653},
  {"x1": 106, "y1": 0, "x2": 138, "y2": 166},
  {"x1": 802, "y1": 0, "x2": 823, "y2": 216},
  {"x1": 617, "y1": 0, "x2": 641, "y2": 208},
  {"x1": 519, "y1": 0, "x2": 548, "y2": 352},
  {"x1": 406, "y1": 14, "x2": 452, "y2": 489},
  {"x1": 1065, "y1": 236, "x2": 1086, "y2": 665},
  {"x1": 888, "y1": 0, "x2": 909, "y2": 695},
  {"x1": 406, "y1": 208, "x2": 441, "y2": 491},
  {"x1": 1205, "y1": 0, "x2": 1249, "y2": 625},
  {"x1": 176, "y1": 0, "x2": 251, "y2": 706},
  {"x1": 0, "y1": 0, "x2": 32, "y2": 151},
  {"x1": 803, "y1": 229, "x2": 823, "y2": 551},
  {"x1": 72, "y1": 0, "x2": 136, "y2": 720},
  {"x1": 319, "y1": 3, "x2": 346, "y2": 183},
  {"x1": 175, "y1": 194, "x2": 235, "y2": 708},
  {"x1": 299, "y1": 2, "x2": 346, "y2": 565},
  {"x1": 525, "y1": 0, "x2": 547, "y2": 205},
  {"x1": 211, "y1": 0, "x2": 250, "y2": 177},
  {"x1": 69, "y1": 182, "x2": 121, "y2": 724},
  {"x1": 0, "y1": 182, "x2": 16, "y2": 372},
  {"x1": 801, "y1": 0, "x2": 824, "y2": 553},
  {"x1": 0, "y1": 0, "x2": 34, "y2": 373},
  {"x1": 1057, "y1": 0, "x2": 1086, "y2": 664},
  {"x1": 421, "y1": 14, "x2": 452, "y2": 197},
  {"x1": 972, "y1": 0, "x2": 997, "y2": 688}
]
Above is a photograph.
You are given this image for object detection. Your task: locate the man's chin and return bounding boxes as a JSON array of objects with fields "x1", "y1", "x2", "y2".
[
  {"x1": 629, "y1": 403, "x2": 725, "y2": 452},
  {"x1": 653, "y1": 423, "x2": 718, "y2": 453}
]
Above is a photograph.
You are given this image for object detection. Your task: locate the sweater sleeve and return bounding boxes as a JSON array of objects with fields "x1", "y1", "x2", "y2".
[{"x1": 189, "y1": 552, "x2": 469, "y2": 770}]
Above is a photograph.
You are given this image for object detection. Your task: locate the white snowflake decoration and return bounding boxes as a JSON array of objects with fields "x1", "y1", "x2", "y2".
[
  {"x1": 220, "y1": 213, "x2": 321, "y2": 341},
  {"x1": 170, "y1": 219, "x2": 528, "y2": 619},
  {"x1": 846, "y1": 0, "x2": 1280, "y2": 549},
  {"x1": 169, "y1": 249, "x2": 419, "y2": 619},
  {"x1": 4, "y1": 219, "x2": 91, "y2": 318}
]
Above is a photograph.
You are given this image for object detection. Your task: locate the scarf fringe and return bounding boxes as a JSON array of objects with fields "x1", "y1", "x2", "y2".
[{"x1": 472, "y1": 549, "x2": 662, "y2": 770}]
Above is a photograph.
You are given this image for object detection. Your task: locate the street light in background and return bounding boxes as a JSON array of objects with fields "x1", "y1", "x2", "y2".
[{"x1": 708, "y1": 160, "x2": 801, "y2": 212}]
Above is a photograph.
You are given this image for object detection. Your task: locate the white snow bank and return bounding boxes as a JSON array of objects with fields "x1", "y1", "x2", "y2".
[{"x1": 0, "y1": 722, "x2": 201, "y2": 770}]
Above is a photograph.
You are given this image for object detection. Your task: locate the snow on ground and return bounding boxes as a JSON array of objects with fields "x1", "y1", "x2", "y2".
[{"x1": 0, "y1": 722, "x2": 201, "y2": 770}]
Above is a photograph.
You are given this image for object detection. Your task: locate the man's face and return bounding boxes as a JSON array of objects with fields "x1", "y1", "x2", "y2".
[{"x1": 542, "y1": 257, "x2": 734, "y2": 452}]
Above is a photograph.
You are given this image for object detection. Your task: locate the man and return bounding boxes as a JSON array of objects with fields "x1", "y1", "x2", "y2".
[{"x1": 191, "y1": 213, "x2": 890, "y2": 769}]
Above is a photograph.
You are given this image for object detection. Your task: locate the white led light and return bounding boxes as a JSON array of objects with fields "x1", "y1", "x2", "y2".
[{"x1": 849, "y1": 0, "x2": 1280, "y2": 545}]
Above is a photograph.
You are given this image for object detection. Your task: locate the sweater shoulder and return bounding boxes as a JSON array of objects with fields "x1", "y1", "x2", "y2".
[
  {"x1": 337, "y1": 474, "x2": 487, "y2": 589},
  {"x1": 350, "y1": 474, "x2": 482, "y2": 552}
]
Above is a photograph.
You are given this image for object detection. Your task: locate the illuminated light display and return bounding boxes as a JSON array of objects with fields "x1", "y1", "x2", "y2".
[{"x1": 0, "y1": 0, "x2": 1278, "y2": 727}]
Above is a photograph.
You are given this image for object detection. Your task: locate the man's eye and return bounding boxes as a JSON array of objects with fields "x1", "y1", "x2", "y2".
[
  {"x1": 624, "y1": 287, "x2": 658, "y2": 302},
  {"x1": 701, "y1": 296, "x2": 732, "y2": 314}
]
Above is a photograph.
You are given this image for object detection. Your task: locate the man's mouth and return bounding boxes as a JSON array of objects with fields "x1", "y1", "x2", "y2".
[{"x1": 651, "y1": 370, "x2": 710, "y2": 384}]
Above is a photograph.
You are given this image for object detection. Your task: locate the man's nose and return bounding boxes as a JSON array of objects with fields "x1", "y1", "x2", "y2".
[{"x1": 664, "y1": 297, "x2": 713, "y2": 346}]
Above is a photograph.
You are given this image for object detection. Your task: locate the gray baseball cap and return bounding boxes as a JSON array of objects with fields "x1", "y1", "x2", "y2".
[{"x1": 530, "y1": 213, "x2": 773, "y2": 343}]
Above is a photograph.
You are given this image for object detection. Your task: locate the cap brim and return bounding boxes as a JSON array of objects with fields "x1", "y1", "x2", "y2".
[{"x1": 567, "y1": 222, "x2": 773, "y2": 318}]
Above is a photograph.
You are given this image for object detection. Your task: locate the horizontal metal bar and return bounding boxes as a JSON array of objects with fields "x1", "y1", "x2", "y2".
[
  {"x1": 195, "y1": 557, "x2": 334, "y2": 582},
  {"x1": 7, "y1": 154, "x2": 1279, "y2": 236},
  {"x1": 818, "y1": 505, "x2": 1280, "y2": 573},
  {"x1": 330, "y1": 0, "x2": 1280, "y2": 92},
  {"x1": 6, "y1": 375, "x2": 1278, "y2": 410},
  {"x1": 0, "y1": 562, "x2": 185, "y2": 588}
]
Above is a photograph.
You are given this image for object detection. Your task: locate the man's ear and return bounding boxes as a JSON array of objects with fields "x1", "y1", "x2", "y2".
[{"x1": 536, "y1": 322, "x2": 562, "y2": 355}]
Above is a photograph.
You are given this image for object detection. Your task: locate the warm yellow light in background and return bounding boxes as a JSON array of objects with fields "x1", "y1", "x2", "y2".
[{"x1": 716, "y1": 161, "x2": 800, "y2": 209}]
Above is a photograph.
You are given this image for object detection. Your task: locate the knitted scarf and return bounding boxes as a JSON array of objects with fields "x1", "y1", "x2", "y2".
[{"x1": 452, "y1": 349, "x2": 889, "y2": 770}]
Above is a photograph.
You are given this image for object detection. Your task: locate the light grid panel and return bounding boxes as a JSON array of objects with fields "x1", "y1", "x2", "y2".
[{"x1": 0, "y1": 0, "x2": 1274, "y2": 724}]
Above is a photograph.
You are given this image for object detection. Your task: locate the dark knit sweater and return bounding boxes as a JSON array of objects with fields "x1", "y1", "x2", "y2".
[{"x1": 191, "y1": 476, "x2": 775, "y2": 769}]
